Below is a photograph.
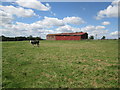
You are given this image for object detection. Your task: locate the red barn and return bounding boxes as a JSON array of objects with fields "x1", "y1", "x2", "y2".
[{"x1": 46, "y1": 32, "x2": 88, "y2": 40}]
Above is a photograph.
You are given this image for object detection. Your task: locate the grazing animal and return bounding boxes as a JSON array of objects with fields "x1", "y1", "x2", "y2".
[{"x1": 30, "y1": 40, "x2": 39, "y2": 47}]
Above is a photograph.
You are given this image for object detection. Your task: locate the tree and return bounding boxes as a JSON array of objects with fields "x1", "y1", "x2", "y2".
[
  {"x1": 1, "y1": 35, "x2": 7, "y2": 41},
  {"x1": 101, "y1": 36, "x2": 106, "y2": 39},
  {"x1": 1, "y1": 35, "x2": 43, "y2": 41},
  {"x1": 27, "y1": 35, "x2": 34, "y2": 40},
  {"x1": 35, "y1": 37, "x2": 42, "y2": 40},
  {"x1": 89, "y1": 35, "x2": 94, "y2": 39}
]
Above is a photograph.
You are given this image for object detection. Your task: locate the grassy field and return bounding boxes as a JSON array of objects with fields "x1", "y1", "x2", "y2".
[{"x1": 2, "y1": 40, "x2": 119, "y2": 88}]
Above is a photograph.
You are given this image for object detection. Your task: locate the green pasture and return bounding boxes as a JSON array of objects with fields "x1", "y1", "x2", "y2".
[{"x1": 2, "y1": 40, "x2": 119, "y2": 88}]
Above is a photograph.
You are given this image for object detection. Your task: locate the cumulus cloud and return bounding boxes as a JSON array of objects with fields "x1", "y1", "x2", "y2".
[
  {"x1": 1, "y1": 16, "x2": 85, "y2": 38},
  {"x1": 102, "y1": 21, "x2": 110, "y2": 25},
  {"x1": 80, "y1": 25, "x2": 108, "y2": 38},
  {"x1": 42, "y1": 17, "x2": 64, "y2": 26},
  {"x1": 1, "y1": 0, "x2": 17, "y2": 2},
  {"x1": 0, "y1": 20, "x2": 114, "y2": 39},
  {"x1": 110, "y1": 31, "x2": 119, "y2": 36},
  {"x1": 56, "y1": 25, "x2": 80, "y2": 33},
  {"x1": 109, "y1": 31, "x2": 119, "y2": 39},
  {"x1": 79, "y1": 25, "x2": 105, "y2": 32},
  {"x1": 28, "y1": 17, "x2": 65, "y2": 30},
  {"x1": 63, "y1": 17, "x2": 85, "y2": 25},
  {"x1": 30, "y1": 16, "x2": 85, "y2": 29},
  {"x1": 0, "y1": 5, "x2": 36, "y2": 17},
  {"x1": 0, "y1": 10, "x2": 14, "y2": 27},
  {"x1": 1, "y1": 14, "x2": 111, "y2": 39},
  {"x1": 4, "y1": 16, "x2": 83, "y2": 30},
  {"x1": 95, "y1": 26, "x2": 105, "y2": 30},
  {"x1": 2, "y1": 22, "x2": 40, "y2": 37},
  {"x1": 0, "y1": 1, "x2": 52, "y2": 31},
  {"x1": 1, "y1": 21, "x2": 58, "y2": 38},
  {"x1": 80, "y1": 25, "x2": 95, "y2": 32},
  {"x1": 96, "y1": 0, "x2": 119, "y2": 19},
  {"x1": 12, "y1": 22, "x2": 31, "y2": 30},
  {"x1": 16, "y1": 0, "x2": 51, "y2": 11},
  {"x1": 56, "y1": 25, "x2": 108, "y2": 38},
  {"x1": 80, "y1": 25, "x2": 106, "y2": 32}
]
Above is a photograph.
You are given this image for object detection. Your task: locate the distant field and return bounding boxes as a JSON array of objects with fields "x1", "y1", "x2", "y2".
[{"x1": 2, "y1": 40, "x2": 119, "y2": 88}]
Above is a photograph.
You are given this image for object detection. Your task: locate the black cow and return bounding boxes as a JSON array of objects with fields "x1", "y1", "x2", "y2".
[{"x1": 30, "y1": 40, "x2": 39, "y2": 47}]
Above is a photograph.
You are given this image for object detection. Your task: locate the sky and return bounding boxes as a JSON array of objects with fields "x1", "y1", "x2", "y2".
[{"x1": 0, "y1": 0, "x2": 119, "y2": 39}]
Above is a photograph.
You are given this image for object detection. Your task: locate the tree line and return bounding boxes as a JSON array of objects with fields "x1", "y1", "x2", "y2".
[
  {"x1": 89, "y1": 35, "x2": 119, "y2": 40},
  {"x1": 89, "y1": 35, "x2": 106, "y2": 40},
  {"x1": 0, "y1": 35, "x2": 44, "y2": 41},
  {"x1": 0, "y1": 35, "x2": 119, "y2": 41}
]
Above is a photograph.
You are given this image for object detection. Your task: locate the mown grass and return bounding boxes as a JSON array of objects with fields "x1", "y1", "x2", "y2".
[{"x1": 2, "y1": 40, "x2": 119, "y2": 88}]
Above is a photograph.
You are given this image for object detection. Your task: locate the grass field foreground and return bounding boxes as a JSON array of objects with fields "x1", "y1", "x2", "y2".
[{"x1": 2, "y1": 40, "x2": 118, "y2": 88}]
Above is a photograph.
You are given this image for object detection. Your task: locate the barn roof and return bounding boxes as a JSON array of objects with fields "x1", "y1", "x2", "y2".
[{"x1": 47, "y1": 32, "x2": 87, "y2": 36}]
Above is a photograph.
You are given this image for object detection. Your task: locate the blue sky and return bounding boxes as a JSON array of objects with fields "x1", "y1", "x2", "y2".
[{"x1": 0, "y1": 0, "x2": 119, "y2": 39}]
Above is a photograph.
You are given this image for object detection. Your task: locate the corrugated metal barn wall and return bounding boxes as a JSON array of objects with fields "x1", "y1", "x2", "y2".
[
  {"x1": 46, "y1": 32, "x2": 88, "y2": 40},
  {"x1": 55, "y1": 36, "x2": 81, "y2": 40}
]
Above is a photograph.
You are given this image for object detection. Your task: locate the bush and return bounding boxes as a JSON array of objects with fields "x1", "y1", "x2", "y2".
[
  {"x1": 101, "y1": 36, "x2": 106, "y2": 39},
  {"x1": 89, "y1": 35, "x2": 94, "y2": 39}
]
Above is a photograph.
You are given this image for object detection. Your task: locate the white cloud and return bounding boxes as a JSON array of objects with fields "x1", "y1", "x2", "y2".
[
  {"x1": 12, "y1": 22, "x2": 31, "y2": 30},
  {"x1": 80, "y1": 25, "x2": 106, "y2": 32},
  {"x1": 0, "y1": 10, "x2": 14, "y2": 28},
  {"x1": 16, "y1": 0, "x2": 51, "y2": 11},
  {"x1": 112, "y1": 0, "x2": 119, "y2": 5},
  {"x1": 80, "y1": 25, "x2": 108, "y2": 38},
  {"x1": 56, "y1": 25, "x2": 80, "y2": 33},
  {"x1": 110, "y1": 31, "x2": 119, "y2": 36},
  {"x1": 102, "y1": 21, "x2": 110, "y2": 25},
  {"x1": 1, "y1": 16, "x2": 85, "y2": 38},
  {"x1": 96, "y1": 0, "x2": 119, "y2": 19},
  {"x1": 63, "y1": 16, "x2": 85, "y2": 25},
  {"x1": 109, "y1": 31, "x2": 119, "y2": 39},
  {"x1": 1, "y1": 0, "x2": 17, "y2": 2},
  {"x1": 1, "y1": 28, "x2": 15, "y2": 36},
  {"x1": 1, "y1": 19, "x2": 117, "y2": 39},
  {"x1": 42, "y1": 16, "x2": 64, "y2": 26},
  {"x1": 80, "y1": 25, "x2": 95, "y2": 32},
  {"x1": 1, "y1": 14, "x2": 111, "y2": 39},
  {"x1": 0, "y1": 5, "x2": 36, "y2": 17},
  {"x1": 2, "y1": 22, "x2": 40, "y2": 37},
  {"x1": 95, "y1": 26, "x2": 105, "y2": 29},
  {"x1": 29, "y1": 17, "x2": 65, "y2": 30},
  {"x1": 30, "y1": 16, "x2": 85, "y2": 29}
]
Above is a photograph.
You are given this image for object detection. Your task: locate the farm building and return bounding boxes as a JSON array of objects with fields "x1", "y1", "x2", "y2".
[{"x1": 46, "y1": 32, "x2": 88, "y2": 40}]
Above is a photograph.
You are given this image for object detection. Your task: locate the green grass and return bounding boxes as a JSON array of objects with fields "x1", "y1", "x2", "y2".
[{"x1": 2, "y1": 40, "x2": 119, "y2": 88}]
